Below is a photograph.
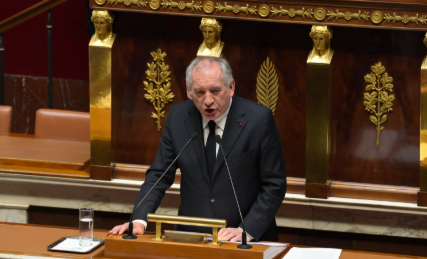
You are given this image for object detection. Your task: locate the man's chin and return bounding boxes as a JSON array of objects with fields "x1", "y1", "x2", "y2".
[{"x1": 203, "y1": 112, "x2": 218, "y2": 120}]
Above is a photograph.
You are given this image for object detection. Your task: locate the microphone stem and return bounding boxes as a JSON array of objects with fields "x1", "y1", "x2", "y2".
[
  {"x1": 129, "y1": 135, "x2": 195, "y2": 222},
  {"x1": 218, "y1": 143, "x2": 245, "y2": 231}
]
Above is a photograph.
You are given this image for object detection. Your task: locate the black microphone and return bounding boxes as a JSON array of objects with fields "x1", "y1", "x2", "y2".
[
  {"x1": 122, "y1": 132, "x2": 198, "y2": 239},
  {"x1": 215, "y1": 135, "x2": 252, "y2": 249}
]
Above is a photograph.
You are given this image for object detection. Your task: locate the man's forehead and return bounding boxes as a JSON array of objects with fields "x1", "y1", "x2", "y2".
[{"x1": 193, "y1": 61, "x2": 222, "y2": 75}]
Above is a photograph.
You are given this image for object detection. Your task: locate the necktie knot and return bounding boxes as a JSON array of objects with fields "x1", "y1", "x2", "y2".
[{"x1": 208, "y1": 120, "x2": 216, "y2": 132}]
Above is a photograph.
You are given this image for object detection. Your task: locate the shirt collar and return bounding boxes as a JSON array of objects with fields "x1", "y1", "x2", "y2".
[{"x1": 202, "y1": 98, "x2": 232, "y2": 131}]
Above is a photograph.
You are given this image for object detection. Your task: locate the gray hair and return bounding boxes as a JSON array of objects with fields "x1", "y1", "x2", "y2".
[{"x1": 185, "y1": 57, "x2": 234, "y2": 90}]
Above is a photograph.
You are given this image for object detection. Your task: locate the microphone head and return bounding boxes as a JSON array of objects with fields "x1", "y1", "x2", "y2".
[
  {"x1": 215, "y1": 135, "x2": 222, "y2": 144},
  {"x1": 190, "y1": 132, "x2": 198, "y2": 140}
]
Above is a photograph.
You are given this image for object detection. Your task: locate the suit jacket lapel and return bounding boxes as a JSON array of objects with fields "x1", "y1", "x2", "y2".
[
  {"x1": 212, "y1": 98, "x2": 247, "y2": 180},
  {"x1": 184, "y1": 105, "x2": 210, "y2": 185}
]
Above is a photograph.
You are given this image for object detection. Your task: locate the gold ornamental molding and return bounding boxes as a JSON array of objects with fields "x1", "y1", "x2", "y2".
[
  {"x1": 327, "y1": 9, "x2": 370, "y2": 21},
  {"x1": 215, "y1": 2, "x2": 257, "y2": 15},
  {"x1": 270, "y1": 7, "x2": 313, "y2": 19},
  {"x1": 363, "y1": 62, "x2": 395, "y2": 149},
  {"x1": 107, "y1": 0, "x2": 148, "y2": 7},
  {"x1": 143, "y1": 49, "x2": 175, "y2": 131},
  {"x1": 384, "y1": 13, "x2": 427, "y2": 24},
  {"x1": 256, "y1": 57, "x2": 279, "y2": 115},
  {"x1": 93, "y1": 1, "x2": 427, "y2": 29},
  {"x1": 162, "y1": 0, "x2": 202, "y2": 11}
]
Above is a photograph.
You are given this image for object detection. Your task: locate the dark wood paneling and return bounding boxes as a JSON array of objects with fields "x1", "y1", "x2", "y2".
[
  {"x1": 111, "y1": 12, "x2": 425, "y2": 187},
  {"x1": 305, "y1": 181, "x2": 331, "y2": 199},
  {"x1": 4, "y1": 74, "x2": 89, "y2": 134},
  {"x1": 329, "y1": 26, "x2": 424, "y2": 187},
  {"x1": 111, "y1": 13, "x2": 308, "y2": 178}
]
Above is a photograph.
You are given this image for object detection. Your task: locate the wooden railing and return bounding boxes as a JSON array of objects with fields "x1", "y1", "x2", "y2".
[
  {"x1": 0, "y1": 0, "x2": 68, "y2": 33},
  {"x1": 0, "y1": 0, "x2": 68, "y2": 107}
]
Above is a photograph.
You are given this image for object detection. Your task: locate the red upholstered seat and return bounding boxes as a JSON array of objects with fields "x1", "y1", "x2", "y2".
[
  {"x1": 0, "y1": 105, "x2": 12, "y2": 134},
  {"x1": 35, "y1": 109, "x2": 90, "y2": 142}
]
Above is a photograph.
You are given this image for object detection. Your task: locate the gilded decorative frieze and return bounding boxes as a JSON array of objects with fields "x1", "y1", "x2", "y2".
[
  {"x1": 371, "y1": 11, "x2": 383, "y2": 24},
  {"x1": 270, "y1": 7, "x2": 313, "y2": 19},
  {"x1": 215, "y1": 2, "x2": 257, "y2": 15},
  {"x1": 256, "y1": 57, "x2": 279, "y2": 115},
  {"x1": 162, "y1": 0, "x2": 202, "y2": 11},
  {"x1": 143, "y1": 49, "x2": 175, "y2": 131},
  {"x1": 107, "y1": 0, "x2": 148, "y2": 7},
  {"x1": 149, "y1": 0, "x2": 161, "y2": 10},
  {"x1": 203, "y1": 1, "x2": 214, "y2": 13},
  {"x1": 93, "y1": 1, "x2": 427, "y2": 29},
  {"x1": 327, "y1": 9, "x2": 370, "y2": 21},
  {"x1": 314, "y1": 8, "x2": 326, "y2": 21},
  {"x1": 384, "y1": 13, "x2": 427, "y2": 24},
  {"x1": 258, "y1": 4, "x2": 270, "y2": 18},
  {"x1": 363, "y1": 62, "x2": 394, "y2": 149}
]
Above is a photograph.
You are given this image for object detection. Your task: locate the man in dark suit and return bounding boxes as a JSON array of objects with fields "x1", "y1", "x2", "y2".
[{"x1": 110, "y1": 56, "x2": 286, "y2": 241}]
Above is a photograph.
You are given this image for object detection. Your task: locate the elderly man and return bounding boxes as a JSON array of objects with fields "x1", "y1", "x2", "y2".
[{"x1": 110, "y1": 56, "x2": 286, "y2": 242}]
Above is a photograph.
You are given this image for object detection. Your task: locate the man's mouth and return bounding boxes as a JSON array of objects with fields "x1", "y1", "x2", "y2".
[{"x1": 205, "y1": 109, "x2": 215, "y2": 114}]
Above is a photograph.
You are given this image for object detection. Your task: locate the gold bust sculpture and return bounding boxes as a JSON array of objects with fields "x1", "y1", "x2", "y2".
[
  {"x1": 89, "y1": 10, "x2": 116, "y2": 47},
  {"x1": 197, "y1": 18, "x2": 224, "y2": 58},
  {"x1": 422, "y1": 33, "x2": 427, "y2": 68},
  {"x1": 307, "y1": 25, "x2": 334, "y2": 64}
]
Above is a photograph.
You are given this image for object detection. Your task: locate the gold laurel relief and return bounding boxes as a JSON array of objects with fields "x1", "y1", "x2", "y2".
[
  {"x1": 107, "y1": 0, "x2": 148, "y2": 7},
  {"x1": 363, "y1": 62, "x2": 395, "y2": 149},
  {"x1": 327, "y1": 9, "x2": 370, "y2": 21},
  {"x1": 215, "y1": 2, "x2": 257, "y2": 15},
  {"x1": 143, "y1": 49, "x2": 175, "y2": 131},
  {"x1": 384, "y1": 13, "x2": 427, "y2": 24},
  {"x1": 271, "y1": 7, "x2": 313, "y2": 19},
  {"x1": 162, "y1": 0, "x2": 202, "y2": 11},
  {"x1": 256, "y1": 57, "x2": 279, "y2": 115}
]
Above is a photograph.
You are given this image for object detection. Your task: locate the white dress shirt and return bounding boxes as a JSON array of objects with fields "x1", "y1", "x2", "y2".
[{"x1": 201, "y1": 98, "x2": 232, "y2": 151}]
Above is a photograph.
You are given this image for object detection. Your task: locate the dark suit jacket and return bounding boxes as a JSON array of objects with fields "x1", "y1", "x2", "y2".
[{"x1": 133, "y1": 95, "x2": 286, "y2": 241}]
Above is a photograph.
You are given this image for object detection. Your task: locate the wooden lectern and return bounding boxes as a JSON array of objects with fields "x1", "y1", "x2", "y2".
[{"x1": 97, "y1": 234, "x2": 288, "y2": 259}]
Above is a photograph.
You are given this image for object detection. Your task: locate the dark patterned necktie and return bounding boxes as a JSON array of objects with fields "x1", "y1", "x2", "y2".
[{"x1": 206, "y1": 120, "x2": 217, "y2": 181}]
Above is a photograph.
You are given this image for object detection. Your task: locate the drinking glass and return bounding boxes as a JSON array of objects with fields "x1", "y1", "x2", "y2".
[{"x1": 79, "y1": 208, "x2": 94, "y2": 246}]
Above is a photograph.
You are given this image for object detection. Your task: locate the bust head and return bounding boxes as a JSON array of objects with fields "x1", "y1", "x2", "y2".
[
  {"x1": 199, "y1": 18, "x2": 222, "y2": 48},
  {"x1": 424, "y1": 32, "x2": 427, "y2": 48},
  {"x1": 91, "y1": 10, "x2": 114, "y2": 40},
  {"x1": 309, "y1": 26, "x2": 333, "y2": 56}
]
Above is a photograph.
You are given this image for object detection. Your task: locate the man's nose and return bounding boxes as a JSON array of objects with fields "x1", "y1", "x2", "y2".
[{"x1": 204, "y1": 93, "x2": 214, "y2": 106}]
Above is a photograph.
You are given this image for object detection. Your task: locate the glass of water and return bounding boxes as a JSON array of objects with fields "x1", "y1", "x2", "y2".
[{"x1": 79, "y1": 208, "x2": 94, "y2": 246}]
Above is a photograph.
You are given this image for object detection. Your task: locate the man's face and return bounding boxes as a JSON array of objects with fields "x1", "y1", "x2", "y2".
[
  {"x1": 202, "y1": 26, "x2": 218, "y2": 44},
  {"x1": 312, "y1": 33, "x2": 328, "y2": 52},
  {"x1": 94, "y1": 17, "x2": 108, "y2": 36},
  {"x1": 187, "y1": 61, "x2": 235, "y2": 120}
]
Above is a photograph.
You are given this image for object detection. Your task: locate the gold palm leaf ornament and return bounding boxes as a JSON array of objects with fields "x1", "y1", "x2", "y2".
[
  {"x1": 256, "y1": 57, "x2": 279, "y2": 115},
  {"x1": 363, "y1": 62, "x2": 395, "y2": 149},
  {"x1": 143, "y1": 49, "x2": 175, "y2": 131}
]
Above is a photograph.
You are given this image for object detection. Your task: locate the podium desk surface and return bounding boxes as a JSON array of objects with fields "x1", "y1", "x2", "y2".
[
  {"x1": 0, "y1": 223, "x2": 108, "y2": 259},
  {"x1": 0, "y1": 223, "x2": 426, "y2": 259},
  {"x1": 0, "y1": 134, "x2": 90, "y2": 164}
]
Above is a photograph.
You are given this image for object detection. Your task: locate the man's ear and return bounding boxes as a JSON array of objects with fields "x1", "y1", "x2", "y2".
[
  {"x1": 228, "y1": 79, "x2": 235, "y2": 97},
  {"x1": 187, "y1": 87, "x2": 193, "y2": 100}
]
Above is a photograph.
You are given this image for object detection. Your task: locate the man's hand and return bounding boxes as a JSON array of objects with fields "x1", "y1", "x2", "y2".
[
  {"x1": 218, "y1": 227, "x2": 252, "y2": 242},
  {"x1": 109, "y1": 222, "x2": 145, "y2": 235}
]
